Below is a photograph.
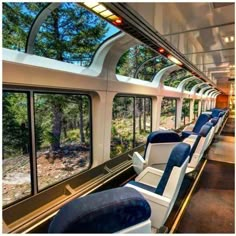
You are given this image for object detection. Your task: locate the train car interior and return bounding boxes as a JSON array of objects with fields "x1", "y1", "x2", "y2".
[{"x1": 2, "y1": 1, "x2": 235, "y2": 234}]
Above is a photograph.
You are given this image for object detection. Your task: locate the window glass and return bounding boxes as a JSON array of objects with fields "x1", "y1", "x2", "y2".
[
  {"x1": 160, "y1": 98, "x2": 176, "y2": 129},
  {"x1": 33, "y1": 3, "x2": 119, "y2": 66},
  {"x1": 181, "y1": 99, "x2": 191, "y2": 126},
  {"x1": 164, "y1": 69, "x2": 191, "y2": 87},
  {"x1": 135, "y1": 98, "x2": 152, "y2": 147},
  {"x1": 34, "y1": 93, "x2": 91, "y2": 190},
  {"x1": 194, "y1": 100, "x2": 199, "y2": 120},
  {"x1": 2, "y1": 2, "x2": 48, "y2": 52},
  {"x1": 111, "y1": 96, "x2": 152, "y2": 158},
  {"x1": 3, "y1": 91, "x2": 31, "y2": 206},
  {"x1": 184, "y1": 79, "x2": 200, "y2": 91},
  {"x1": 116, "y1": 44, "x2": 173, "y2": 81},
  {"x1": 111, "y1": 97, "x2": 134, "y2": 158}
]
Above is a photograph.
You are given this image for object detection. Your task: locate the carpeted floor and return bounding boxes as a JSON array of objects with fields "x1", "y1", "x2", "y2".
[
  {"x1": 176, "y1": 160, "x2": 235, "y2": 233},
  {"x1": 221, "y1": 117, "x2": 235, "y2": 136}
]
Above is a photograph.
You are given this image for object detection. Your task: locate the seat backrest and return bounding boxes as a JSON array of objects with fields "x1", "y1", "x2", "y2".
[
  {"x1": 144, "y1": 130, "x2": 181, "y2": 166},
  {"x1": 192, "y1": 114, "x2": 211, "y2": 133},
  {"x1": 155, "y1": 143, "x2": 190, "y2": 196},
  {"x1": 48, "y1": 187, "x2": 151, "y2": 233}
]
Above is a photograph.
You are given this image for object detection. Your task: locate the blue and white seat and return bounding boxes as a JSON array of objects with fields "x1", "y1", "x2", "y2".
[
  {"x1": 183, "y1": 122, "x2": 213, "y2": 173},
  {"x1": 126, "y1": 143, "x2": 190, "y2": 229},
  {"x1": 48, "y1": 187, "x2": 152, "y2": 233},
  {"x1": 132, "y1": 130, "x2": 181, "y2": 174},
  {"x1": 181, "y1": 113, "x2": 211, "y2": 139}
]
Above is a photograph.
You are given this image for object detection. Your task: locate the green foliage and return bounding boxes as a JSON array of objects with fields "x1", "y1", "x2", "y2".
[
  {"x1": 3, "y1": 92, "x2": 29, "y2": 158},
  {"x1": 164, "y1": 68, "x2": 191, "y2": 87}
]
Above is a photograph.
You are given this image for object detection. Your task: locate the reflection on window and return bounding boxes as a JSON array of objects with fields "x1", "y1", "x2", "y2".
[
  {"x1": 3, "y1": 92, "x2": 31, "y2": 206},
  {"x1": 111, "y1": 96, "x2": 152, "y2": 158},
  {"x1": 160, "y1": 98, "x2": 176, "y2": 129},
  {"x1": 185, "y1": 79, "x2": 200, "y2": 91},
  {"x1": 2, "y1": 2, "x2": 48, "y2": 52},
  {"x1": 181, "y1": 99, "x2": 191, "y2": 126},
  {"x1": 34, "y1": 93, "x2": 91, "y2": 190},
  {"x1": 33, "y1": 3, "x2": 119, "y2": 66},
  {"x1": 164, "y1": 69, "x2": 191, "y2": 87},
  {"x1": 116, "y1": 44, "x2": 172, "y2": 81},
  {"x1": 194, "y1": 100, "x2": 199, "y2": 120}
]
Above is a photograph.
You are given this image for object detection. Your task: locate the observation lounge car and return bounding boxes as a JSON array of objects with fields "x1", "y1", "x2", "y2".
[{"x1": 2, "y1": 2, "x2": 235, "y2": 234}]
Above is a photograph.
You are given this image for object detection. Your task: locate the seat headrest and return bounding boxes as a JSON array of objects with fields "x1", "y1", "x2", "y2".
[
  {"x1": 218, "y1": 111, "x2": 225, "y2": 117},
  {"x1": 147, "y1": 130, "x2": 181, "y2": 144},
  {"x1": 199, "y1": 123, "x2": 212, "y2": 137},
  {"x1": 155, "y1": 143, "x2": 190, "y2": 195},
  {"x1": 210, "y1": 117, "x2": 219, "y2": 126},
  {"x1": 192, "y1": 114, "x2": 211, "y2": 133},
  {"x1": 48, "y1": 187, "x2": 151, "y2": 233},
  {"x1": 211, "y1": 108, "x2": 223, "y2": 118}
]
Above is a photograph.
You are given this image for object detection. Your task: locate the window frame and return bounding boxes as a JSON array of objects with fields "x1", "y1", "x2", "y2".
[
  {"x1": 111, "y1": 94, "x2": 152, "y2": 158},
  {"x1": 2, "y1": 86, "x2": 93, "y2": 208}
]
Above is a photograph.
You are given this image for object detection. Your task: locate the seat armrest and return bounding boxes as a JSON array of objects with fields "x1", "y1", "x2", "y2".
[
  {"x1": 132, "y1": 152, "x2": 146, "y2": 175},
  {"x1": 183, "y1": 134, "x2": 198, "y2": 147},
  {"x1": 182, "y1": 124, "x2": 195, "y2": 132},
  {"x1": 126, "y1": 183, "x2": 170, "y2": 207},
  {"x1": 135, "y1": 167, "x2": 163, "y2": 187}
]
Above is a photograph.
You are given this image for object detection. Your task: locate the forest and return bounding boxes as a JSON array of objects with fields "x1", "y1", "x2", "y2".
[{"x1": 2, "y1": 2, "x2": 193, "y2": 206}]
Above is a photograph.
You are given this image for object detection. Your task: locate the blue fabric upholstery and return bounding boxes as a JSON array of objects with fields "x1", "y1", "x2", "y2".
[
  {"x1": 199, "y1": 123, "x2": 212, "y2": 137},
  {"x1": 192, "y1": 114, "x2": 211, "y2": 133},
  {"x1": 128, "y1": 181, "x2": 156, "y2": 193},
  {"x1": 48, "y1": 187, "x2": 151, "y2": 233},
  {"x1": 155, "y1": 143, "x2": 190, "y2": 195},
  {"x1": 143, "y1": 130, "x2": 181, "y2": 159},
  {"x1": 211, "y1": 108, "x2": 223, "y2": 118},
  {"x1": 218, "y1": 111, "x2": 225, "y2": 117},
  {"x1": 210, "y1": 117, "x2": 219, "y2": 126}
]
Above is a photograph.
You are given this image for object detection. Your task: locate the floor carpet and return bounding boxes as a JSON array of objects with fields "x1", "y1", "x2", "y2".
[{"x1": 176, "y1": 160, "x2": 235, "y2": 233}]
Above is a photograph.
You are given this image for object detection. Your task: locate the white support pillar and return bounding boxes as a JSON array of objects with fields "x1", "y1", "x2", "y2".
[
  {"x1": 155, "y1": 96, "x2": 163, "y2": 130},
  {"x1": 190, "y1": 99, "x2": 195, "y2": 122},
  {"x1": 176, "y1": 98, "x2": 183, "y2": 129},
  {"x1": 198, "y1": 100, "x2": 202, "y2": 116}
]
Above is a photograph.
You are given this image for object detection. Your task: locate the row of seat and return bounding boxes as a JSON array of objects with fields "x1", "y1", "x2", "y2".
[{"x1": 48, "y1": 108, "x2": 229, "y2": 233}]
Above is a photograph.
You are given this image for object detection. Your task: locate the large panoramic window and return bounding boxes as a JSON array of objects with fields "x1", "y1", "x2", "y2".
[
  {"x1": 34, "y1": 93, "x2": 91, "y2": 190},
  {"x1": 111, "y1": 96, "x2": 152, "y2": 158},
  {"x1": 2, "y1": 2, "x2": 48, "y2": 52},
  {"x1": 2, "y1": 89, "x2": 92, "y2": 206},
  {"x1": 116, "y1": 44, "x2": 173, "y2": 81},
  {"x1": 2, "y1": 2, "x2": 120, "y2": 66},
  {"x1": 164, "y1": 69, "x2": 192, "y2": 88},
  {"x1": 181, "y1": 99, "x2": 191, "y2": 126},
  {"x1": 160, "y1": 97, "x2": 177, "y2": 129},
  {"x1": 3, "y1": 91, "x2": 31, "y2": 207},
  {"x1": 184, "y1": 79, "x2": 201, "y2": 91}
]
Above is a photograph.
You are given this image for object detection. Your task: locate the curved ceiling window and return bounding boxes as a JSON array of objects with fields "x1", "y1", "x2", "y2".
[
  {"x1": 116, "y1": 44, "x2": 173, "y2": 82},
  {"x1": 163, "y1": 68, "x2": 192, "y2": 88},
  {"x1": 196, "y1": 84, "x2": 208, "y2": 93},
  {"x1": 184, "y1": 79, "x2": 201, "y2": 91},
  {"x1": 2, "y1": 2, "x2": 48, "y2": 52},
  {"x1": 33, "y1": 3, "x2": 119, "y2": 66}
]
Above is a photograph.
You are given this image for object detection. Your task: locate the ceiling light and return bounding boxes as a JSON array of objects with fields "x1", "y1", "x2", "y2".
[
  {"x1": 230, "y1": 36, "x2": 234, "y2": 42},
  {"x1": 100, "y1": 9, "x2": 113, "y2": 17},
  {"x1": 224, "y1": 37, "x2": 229, "y2": 43},
  {"x1": 158, "y1": 48, "x2": 165, "y2": 53},
  {"x1": 83, "y1": 2, "x2": 99, "y2": 8},
  {"x1": 92, "y1": 4, "x2": 107, "y2": 13},
  {"x1": 167, "y1": 55, "x2": 183, "y2": 66}
]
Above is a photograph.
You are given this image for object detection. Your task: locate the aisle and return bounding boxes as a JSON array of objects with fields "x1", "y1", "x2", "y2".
[
  {"x1": 176, "y1": 113, "x2": 235, "y2": 233},
  {"x1": 176, "y1": 160, "x2": 234, "y2": 233}
]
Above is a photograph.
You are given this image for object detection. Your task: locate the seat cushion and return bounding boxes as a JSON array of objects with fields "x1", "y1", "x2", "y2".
[
  {"x1": 128, "y1": 180, "x2": 156, "y2": 193},
  {"x1": 182, "y1": 130, "x2": 198, "y2": 139},
  {"x1": 192, "y1": 114, "x2": 211, "y2": 133},
  {"x1": 155, "y1": 143, "x2": 190, "y2": 195},
  {"x1": 48, "y1": 187, "x2": 151, "y2": 233}
]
